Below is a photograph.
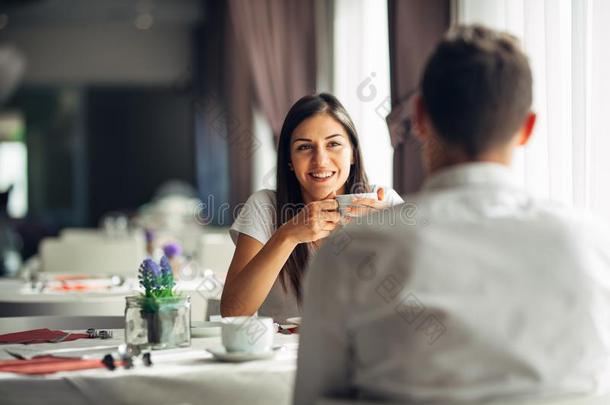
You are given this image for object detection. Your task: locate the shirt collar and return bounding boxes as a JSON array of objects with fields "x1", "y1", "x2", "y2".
[{"x1": 422, "y1": 162, "x2": 519, "y2": 192}]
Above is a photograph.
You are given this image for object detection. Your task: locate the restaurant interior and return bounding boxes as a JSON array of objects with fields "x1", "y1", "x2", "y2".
[{"x1": 0, "y1": 0, "x2": 609, "y2": 404}]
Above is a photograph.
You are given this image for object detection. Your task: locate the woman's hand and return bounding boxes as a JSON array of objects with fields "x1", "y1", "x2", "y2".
[
  {"x1": 344, "y1": 188, "x2": 388, "y2": 218},
  {"x1": 279, "y1": 192, "x2": 341, "y2": 244}
]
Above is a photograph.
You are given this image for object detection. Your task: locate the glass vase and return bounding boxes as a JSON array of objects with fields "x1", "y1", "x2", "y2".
[{"x1": 125, "y1": 295, "x2": 191, "y2": 350}]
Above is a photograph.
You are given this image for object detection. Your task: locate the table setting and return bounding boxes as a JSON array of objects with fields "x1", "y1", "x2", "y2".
[
  {"x1": 0, "y1": 254, "x2": 299, "y2": 405},
  {"x1": 0, "y1": 266, "x2": 223, "y2": 320}
]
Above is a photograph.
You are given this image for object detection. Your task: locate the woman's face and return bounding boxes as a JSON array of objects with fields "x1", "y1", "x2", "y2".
[{"x1": 290, "y1": 113, "x2": 354, "y2": 203}]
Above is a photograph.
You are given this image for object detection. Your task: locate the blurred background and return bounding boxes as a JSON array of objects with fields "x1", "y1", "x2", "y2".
[
  {"x1": 0, "y1": 0, "x2": 609, "y2": 280},
  {"x1": 0, "y1": 0, "x2": 411, "y2": 278}
]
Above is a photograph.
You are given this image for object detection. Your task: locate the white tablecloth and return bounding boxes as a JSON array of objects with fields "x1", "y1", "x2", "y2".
[{"x1": 0, "y1": 330, "x2": 298, "y2": 405}]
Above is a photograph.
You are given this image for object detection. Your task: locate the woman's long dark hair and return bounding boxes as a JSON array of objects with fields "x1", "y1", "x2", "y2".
[{"x1": 276, "y1": 93, "x2": 370, "y2": 302}]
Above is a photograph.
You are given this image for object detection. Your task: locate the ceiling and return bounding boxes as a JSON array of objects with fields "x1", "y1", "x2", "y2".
[{"x1": 1, "y1": 0, "x2": 204, "y2": 28}]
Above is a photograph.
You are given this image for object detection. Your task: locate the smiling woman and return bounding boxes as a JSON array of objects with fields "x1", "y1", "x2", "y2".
[
  {"x1": 290, "y1": 117, "x2": 354, "y2": 201},
  {"x1": 220, "y1": 93, "x2": 404, "y2": 322}
]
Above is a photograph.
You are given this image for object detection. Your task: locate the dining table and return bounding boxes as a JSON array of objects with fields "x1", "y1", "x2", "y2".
[
  {"x1": 0, "y1": 329, "x2": 298, "y2": 405},
  {"x1": 0, "y1": 276, "x2": 221, "y2": 321}
]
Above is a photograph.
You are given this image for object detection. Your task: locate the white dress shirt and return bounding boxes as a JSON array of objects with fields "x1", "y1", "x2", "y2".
[{"x1": 294, "y1": 163, "x2": 610, "y2": 405}]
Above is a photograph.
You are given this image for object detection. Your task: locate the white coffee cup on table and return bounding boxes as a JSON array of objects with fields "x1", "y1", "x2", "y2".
[{"x1": 221, "y1": 316, "x2": 274, "y2": 353}]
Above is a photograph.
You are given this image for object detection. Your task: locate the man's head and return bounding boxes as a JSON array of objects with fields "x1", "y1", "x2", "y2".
[{"x1": 415, "y1": 24, "x2": 536, "y2": 171}]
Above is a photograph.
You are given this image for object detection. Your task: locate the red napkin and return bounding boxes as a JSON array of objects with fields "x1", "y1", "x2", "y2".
[
  {"x1": 0, "y1": 355, "x2": 106, "y2": 375},
  {"x1": 51, "y1": 284, "x2": 106, "y2": 292},
  {"x1": 0, "y1": 329, "x2": 90, "y2": 344}
]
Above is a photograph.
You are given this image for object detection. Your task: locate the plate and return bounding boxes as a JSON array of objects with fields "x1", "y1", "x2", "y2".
[
  {"x1": 191, "y1": 321, "x2": 223, "y2": 338},
  {"x1": 285, "y1": 317, "x2": 301, "y2": 325},
  {"x1": 206, "y1": 347, "x2": 277, "y2": 362}
]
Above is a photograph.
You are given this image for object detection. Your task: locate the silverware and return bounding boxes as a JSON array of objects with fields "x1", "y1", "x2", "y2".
[
  {"x1": 4, "y1": 349, "x2": 27, "y2": 360},
  {"x1": 4, "y1": 345, "x2": 120, "y2": 360},
  {"x1": 49, "y1": 333, "x2": 71, "y2": 343},
  {"x1": 85, "y1": 329, "x2": 113, "y2": 339}
]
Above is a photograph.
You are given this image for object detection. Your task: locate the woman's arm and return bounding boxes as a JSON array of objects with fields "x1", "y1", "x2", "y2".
[
  {"x1": 221, "y1": 198, "x2": 340, "y2": 317},
  {"x1": 220, "y1": 227, "x2": 297, "y2": 316}
]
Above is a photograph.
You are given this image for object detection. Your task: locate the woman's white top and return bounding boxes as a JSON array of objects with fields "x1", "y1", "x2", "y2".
[{"x1": 229, "y1": 186, "x2": 404, "y2": 322}]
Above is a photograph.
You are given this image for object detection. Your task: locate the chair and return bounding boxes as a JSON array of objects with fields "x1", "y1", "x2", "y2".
[
  {"x1": 59, "y1": 228, "x2": 106, "y2": 240},
  {"x1": 39, "y1": 235, "x2": 146, "y2": 275},
  {"x1": 196, "y1": 229, "x2": 235, "y2": 274},
  {"x1": 59, "y1": 228, "x2": 145, "y2": 243}
]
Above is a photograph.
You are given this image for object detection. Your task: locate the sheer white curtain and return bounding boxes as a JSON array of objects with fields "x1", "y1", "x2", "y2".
[
  {"x1": 333, "y1": 0, "x2": 393, "y2": 188},
  {"x1": 458, "y1": 0, "x2": 610, "y2": 223},
  {"x1": 251, "y1": 106, "x2": 277, "y2": 192}
]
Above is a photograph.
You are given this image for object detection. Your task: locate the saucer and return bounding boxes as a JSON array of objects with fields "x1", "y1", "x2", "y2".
[
  {"x1": 206, "y1": 347, "x2": 277, "y2": 362},
  {"x1": 285, "y1": 317, "x2": 301, "y2": 325},
  {"x1": 191, "y1": 321, "x2": 223, "y2": 338}
]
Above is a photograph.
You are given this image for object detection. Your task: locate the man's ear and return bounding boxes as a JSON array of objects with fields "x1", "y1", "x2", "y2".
[
  {"x1": 517, "y1": 112, "x2": 536, "y2": 146},
  {"x1": 414, "y1": 96, "x2": 430, "y2": 142}
]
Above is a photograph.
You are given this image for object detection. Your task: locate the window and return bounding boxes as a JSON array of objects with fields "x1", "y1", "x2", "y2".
[
  {"x1": 458, "y1": 0, "x2": 610, "y2": 223},
  {"x1": 333, "y1": 0, "x2": 393, "y2": 189},
  {"x1": 0, "y1": 112, "x2": 27, "y2": 218}
]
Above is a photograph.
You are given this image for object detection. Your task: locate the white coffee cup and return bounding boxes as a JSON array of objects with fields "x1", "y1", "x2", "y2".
[
  {"x1": 221, "y1": 316, "x2": 274, "y2": 353},
  {"x1": 335, "y1": 192, "x2": 378, "y2": 216}
]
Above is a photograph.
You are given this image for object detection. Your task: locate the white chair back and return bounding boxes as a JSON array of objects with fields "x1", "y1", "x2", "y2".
[
  {"x1": 59, "y1": 228, "x2": 106, "y2": 240},
  {"x1": 196, "y1": 230, "x2": 235, "y2": 274},
  {"x1": 40, "y1": 235, "x2": 146, "y2": 275},
  {"x1": 60, "y1": 228, "x2": 145, "y2": 244}
]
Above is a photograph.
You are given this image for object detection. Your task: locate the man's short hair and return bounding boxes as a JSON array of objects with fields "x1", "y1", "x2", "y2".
[{"x1": 421, "y1": 24, "x2": 533, "y2": 158}]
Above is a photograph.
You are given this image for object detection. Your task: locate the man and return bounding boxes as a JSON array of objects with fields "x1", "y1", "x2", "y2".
[{"x1": 293, "y1": 25, "x2": 610, "y2": 404}]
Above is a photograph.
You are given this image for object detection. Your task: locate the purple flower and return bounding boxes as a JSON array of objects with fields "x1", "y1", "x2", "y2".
[
  {"x1": 160, "y1": 256, "x2": 172, "y2": 277},
  {"x1": 162, "y1": 243, "x2": 182, "y2": 258},
  {"x1": 144, "y1": 229, "x2": 155, "y2": 243},
  {"x1": 141, "y1": 258, "x2": 161, "y2": 278},
  {"x1": 138, "y1": 257, "x2": 177, "y2": 297}
]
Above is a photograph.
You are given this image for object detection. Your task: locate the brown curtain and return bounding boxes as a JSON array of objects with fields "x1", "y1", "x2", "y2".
[
  {"x1": 388, "y1": 0, "x2": 450, "y2": 194},
  {"x1": 228, "y1": 0, "x2": 317, "y2": 144}
]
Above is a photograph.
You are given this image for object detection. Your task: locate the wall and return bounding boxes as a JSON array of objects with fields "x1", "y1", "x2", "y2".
[{"x1": 1, "y1": 23, "x2": 192, "y2": 85}]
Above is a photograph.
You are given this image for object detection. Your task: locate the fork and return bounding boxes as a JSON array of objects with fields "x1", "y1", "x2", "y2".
[
  {"x1": 5, "y1": 344, "x2": 119, "y2": 360},
  {"x1": 4, "y1": 349, "x2": 27, "y2": 360},
  {"x1": 49, "y1": 333, "x2": 71, "y2": 343}
]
